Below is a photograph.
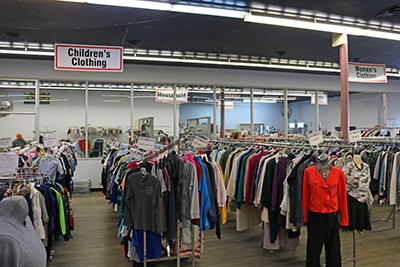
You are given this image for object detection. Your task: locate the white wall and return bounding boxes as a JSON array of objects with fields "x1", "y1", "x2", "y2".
[
  {"x1": 180, "y1": 102, "x2": 284, "y2": 131},
  {"x1": 0, "y1": 58, "x2": 400, "y2": 93},
  {"x1": 289, "y1": 93, "x2": 382, "y2": 132}
]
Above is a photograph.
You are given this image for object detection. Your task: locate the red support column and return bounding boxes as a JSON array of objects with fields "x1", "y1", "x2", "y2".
[{"x1": 220, "y1": 88, "x2": 225, "y2": 139}]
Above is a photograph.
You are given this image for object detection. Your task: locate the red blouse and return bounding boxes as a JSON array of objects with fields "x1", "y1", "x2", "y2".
[{"x1": 302, "y1": 165, "x2": 349, "y2": 226}]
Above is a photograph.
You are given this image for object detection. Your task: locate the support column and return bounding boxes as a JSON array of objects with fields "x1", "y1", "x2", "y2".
[
  {"x1": 284, "y1": 88, "x2": 288, "y2": 138},
  {"x1": 315, "y1": 89, "x2": 319, "y2": 132},
  {"x1": 250, "y1": 87, "x2": 254, "y2": 140},
  {"x1": 213, "y1": 86, "x2": 217, "y2": 138},
  {"x1": 220, "y1": 88, "x2": 225, "y2": 139},
  {"x1": 85, "y1": 81, "x2": 89, "y2": 158},
  {"x1": 34, "y1": 79, "x2": 40, "y2": 142},
  {"x1": 173, "y1": 84, "x2": 177, "y2": 139},
  {"x1": 130, "y1": 83, "x2": 135, "y2": 143},
  {"x1": 382, "y1": 92, "x2": 387, "y2": 127},
  {"x1": 333, "y1": 33, "x2": 350, "y2": 142}
]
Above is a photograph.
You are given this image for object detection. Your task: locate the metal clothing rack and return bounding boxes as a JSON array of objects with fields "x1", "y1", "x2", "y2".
[
  {"x1": 143, "y1": 221, "x2": 196, "y2": 267},
  {"x1": 371, "y1": 204, "x2": 396, "y2": 230},
  {"x1": 140, "y1": 138, "x2": 195, "y2": 267}
]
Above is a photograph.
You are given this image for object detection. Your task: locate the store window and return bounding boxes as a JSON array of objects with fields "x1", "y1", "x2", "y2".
[{"x1": 0, "y1": 83, "x2": 36, "y2": 144}]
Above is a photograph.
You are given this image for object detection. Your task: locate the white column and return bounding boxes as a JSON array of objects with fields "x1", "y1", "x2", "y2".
[
  {"x1": 315, "y1": 89, "x2": 320, "y2": 132},
  {"x1": 284, "y1": 88, "x2": 288, "y2": 138},
  {"x1": 213, "y1": 86, "x2": 217, "y2": 138},
  {"x1": 34, "y1": 79, "x2": 40, "y2": 142},
  {"x1": 85, "y1": 81, "x2": 89, "y2": 158},
  {"x1": 250, "y1": 87, "x2": 254, "y2": 140}
]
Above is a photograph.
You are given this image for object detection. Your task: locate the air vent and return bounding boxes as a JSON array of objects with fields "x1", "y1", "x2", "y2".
[{"x1": 374, "y1": 5, "x2": 400, "y2": 18}]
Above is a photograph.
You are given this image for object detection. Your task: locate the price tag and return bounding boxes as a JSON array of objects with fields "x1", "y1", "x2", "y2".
[
  {"x1": 308, "y1": 131, "x2": 324, "y2": 146},
  {"x1": 0, "y1": 152, "x2": 18, "y2": 173},
  {"x1": 348, "y1": 130, "x2": 362, "y2": 143},
  {"x1": 390, "y1": 129, "x2": 399, "y2": 138},
  {"x1": 191, "y1": 136, "x2": 209, "y2": 148},
  {"x1": 44, "y1": 133, "x2": 58, "y2": 147},
  {"x1": 138, "y1": 137, "x2": 156, "y2": 152},
  {"x1": 0, "y1": 137, "x2": 12, "y2": 148}
]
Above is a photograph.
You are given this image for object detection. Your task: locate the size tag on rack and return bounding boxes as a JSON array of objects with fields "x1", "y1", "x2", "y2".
[
  {"x1": 191, "y1": 136, "x2": 209, "y2": 148},
  {"x1": 0, "y1": 152, "x2": 18, "y2": 173},
  {"x1": 0, "y1": 137, "x2": 12, "y2": 148},
  {"x1": 390, "y1": 129, "x2": 399, "y2": 139},
  {"x1": 308, "y1": 131, "x2": 324, "y2": 146},
  {"x1": 44, "y1": 133, "x2": 58, "y2": 147},
  {"x1": 138, "y1": 137, "x2": 156, "y2": 152},
  {"x1": 348, "y1": 130, "x2": 362, "y2": 143}
]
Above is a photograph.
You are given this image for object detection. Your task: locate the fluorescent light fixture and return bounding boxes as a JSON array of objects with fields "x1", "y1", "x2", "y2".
[
  {"x1": 58, "y1": 0, "x2": 246, "y2": 18},
  {"x1": 58, "y1": 0, "x2": 171, "y2": 11},
  {"x1": 171, "y1": 4, "x2": 247, "y2": 18},
  {"x1": 0, "y1": 49, "x2": 54, "y2": 56},
  {"x1": 102, "y1": 99, "x2": 122, "y2": 103},
  {"x1": 243, "y1": 99, "x2": 277, "y2": 103},
  {"x1": 244, "y1": 13, "x2": 400, "y2": 41},
  {"x1": 124, "y1": 55, "x2": 340, "y2": 73}
]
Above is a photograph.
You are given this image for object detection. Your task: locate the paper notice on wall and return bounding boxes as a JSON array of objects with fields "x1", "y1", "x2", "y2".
[
  {"x1": 390, "y1": 129, "x2": 399, "y2": 139},
  {"x1": 138, "y1": 137, "x2": 156, "y2": 152},
  {"x1": 44, "y1": 134, "x2": 58, "y2": 147},
  {"x1": 308, "y1": 131, "x2": 324, "y2": 146},
  {"x1": 0, "y1": 152, "x2": 18, "y2": 174},
  {"x1": 191, "y1": 136, "x2": 209, "y2": 148},
  {"x1": 330, "y1": 129, "x2": 340, "y2": 139},
  {"x1": 348, "y1": 130, "x2": 362, "y2": 143},
  {"x1": 0, "y1": 137, "x2": 12, "y2": 148}
]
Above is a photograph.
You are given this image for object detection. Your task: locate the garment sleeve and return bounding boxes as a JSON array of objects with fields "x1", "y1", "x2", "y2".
[
  {"x1": 302, "y1": 168, "x2": 310, "y2": 224},
  {"x1": 338, "y1": 170, "x2": 349, "y2": 227},
  {"x1": 0, "y1": 235, "x2": 21, "y2": 267}
]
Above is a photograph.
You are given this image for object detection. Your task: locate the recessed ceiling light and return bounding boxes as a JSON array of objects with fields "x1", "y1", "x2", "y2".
[
  {"x1": 275, "y1": 50, "x2": 289, "y2": 57},
  {"x1": 126, "y1": 39, "x2": 141, "y2": 45},
  {"x1": 349, "y1": 57, "x2": 363, "y2": 62},
  {"x1": 3, "y1": 31, "x2": 22, "y2": 38}
]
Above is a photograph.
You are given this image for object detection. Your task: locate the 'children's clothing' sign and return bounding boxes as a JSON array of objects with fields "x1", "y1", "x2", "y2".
[
  {"x1": 55, "y1": 43, "x2": 123, "y2": 72},
  {"x1": 155, "y1": 89, "x2": 188, "y2": 103},
  {"x1": 348, "y1": 62, "x2": 387, "y2": 83}
]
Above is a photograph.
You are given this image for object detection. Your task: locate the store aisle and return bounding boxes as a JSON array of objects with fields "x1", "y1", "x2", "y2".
[
  {"x1": 47, "y1": 192, "x2": 131, "y2": 267},
  {"x1": 47, "y1": 192, "x2": 400, "y2": 267}
]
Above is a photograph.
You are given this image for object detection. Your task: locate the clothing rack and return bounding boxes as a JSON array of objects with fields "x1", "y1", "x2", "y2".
[
  {"x1": 142, "y1": 138, "x2": 181, "y2": 163},
  {"x1": 140, "y1": 138, "x2": 195, "y2": 267},
  {"x1": 371, "y1": 205, "x2": 396, "y2": 230},
  {"x1": 211, "y1": 137, "x2": 357, "y2": 266}
]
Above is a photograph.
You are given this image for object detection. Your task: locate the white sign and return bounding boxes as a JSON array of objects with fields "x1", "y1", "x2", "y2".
[
  {"x1": 138, "y1": 137, "x2": 156, "y2": 152},
  {"x1": 348, "y1": 62, "x2": 387, "y2": 83},
  {"x1": 308, "y1": 131, "x2": 324, "y2": 146},
  {"x1": 218, "y1": 101, "x2": 234, "y2": 110},
  {"x1": 191, "y1": 136, "x2": 209, "y2": 148},
  {"x1": 390, "y1": 129, "x2": 399, "y2": 138},
  {"x1": 55, "y1": 43, "x2": 123, "y2": 72},
  {"x1": 348, "y1": 130, "x2": 362, "y2": 143},
  {"x1": 0, "y1": 152, "x2": 18, "y2": 173},
  {"x1": 44, "y1": 134, "x2": 58, "y2": 147},
  {"x1": 155, "y1": 89, "x2": 188, "y2": 103},
  {"x1": 330, "y1": 129, "x2": 340, "y2": 139},
  {"x1": 0, "y1": 137, "x2": 12, "y2": 148},
  {"x1": 310, "y1": 94, "x2": 328, "y2": 105}
]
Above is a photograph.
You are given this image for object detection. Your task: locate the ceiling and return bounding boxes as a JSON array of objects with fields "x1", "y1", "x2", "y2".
[{"x1": 0, "y1": 0, "x2": 400, "y2": 72}]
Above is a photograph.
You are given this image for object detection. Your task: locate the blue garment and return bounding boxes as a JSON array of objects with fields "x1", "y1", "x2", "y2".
[
  {"x1": 132, "y1": 230, "x2": 162, "y2": 262},
  {"x1": 379, "y1": 153, "x2": 387, "y2": 196},
  {"x1": 202, "y1": 161, "x2": 217, "y2": 227},
  {"x1": 109, "y1": 182, "x2": 118, "y2": 205},
  {"x1": 40, "y1": 184, "x2": 56, "y2": 229},
  {"x1": 38, "y1": 156, "x2": 61, "y2": 181},
  {"x1": 195, "y1": 157, "x2": 210, "y2": 232}
]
